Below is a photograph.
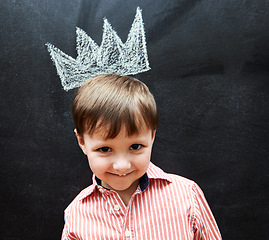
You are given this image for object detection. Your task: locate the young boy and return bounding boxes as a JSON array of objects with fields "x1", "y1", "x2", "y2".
[{"x1": 61, "y1": 74, "x2": 222, "y2": 239}]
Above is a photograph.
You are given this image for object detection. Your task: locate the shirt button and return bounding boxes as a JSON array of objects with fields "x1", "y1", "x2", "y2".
[
  {"x1": 125, "y1": 229, "x2": 131, "y2": 237},
  {"x1": 99, "y1": 188, "x2": 105, "y2": 193},
  {"x1": 114, "y1": 204, "x2": 120, "y2": 211}
]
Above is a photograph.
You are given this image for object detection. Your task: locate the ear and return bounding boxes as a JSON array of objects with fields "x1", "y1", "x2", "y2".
[
  {"x1": 74, "y1": 129, "x2": 87, "y2": 155},
  {"x1": 151, "y1": 130, "x2": 156, "y2": 143}
]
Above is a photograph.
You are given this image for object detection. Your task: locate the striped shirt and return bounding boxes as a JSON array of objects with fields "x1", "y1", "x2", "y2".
[{"x1": 61, "y1": 162, "x2": 222, "y2": 240}]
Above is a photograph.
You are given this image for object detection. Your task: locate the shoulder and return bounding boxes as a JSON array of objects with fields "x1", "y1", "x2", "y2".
[
  {"x1": 163, "y1": 172, "x2": 208, "y2": 207},
  {"x1": 148, "y1": 162, "x2": 198, "y2": 190},
  {"x1": 147, "y1": 166, "x2": 206, "y2": 214},
  {"x1": 64, "y1": 184, "x2": 96, "y2": 215},
  {"x1": 167, "y1": 172, "x2": 194, "y2": 183},
  {"x1": 164, "y1": 172, "x2": 199, "y2": 194},
  {"x1": 167, "y1": 172, "x2": 196, "y2": 187},
  {"x1": 149, "y1": 162, "x2": 205, "y2": 200}
]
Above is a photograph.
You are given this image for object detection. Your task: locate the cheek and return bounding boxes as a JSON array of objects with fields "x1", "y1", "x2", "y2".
[
  {"x1": 135, "y1": 151, "x2": 151, "y2": 168},
  {"x1": 87, "y1": 155, "x2": 109, "y2": 174}
]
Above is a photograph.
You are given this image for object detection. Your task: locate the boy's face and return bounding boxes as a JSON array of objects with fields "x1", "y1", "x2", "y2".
[{"x1": 76, "y1": 126, "x2": 155, "y2": 195}]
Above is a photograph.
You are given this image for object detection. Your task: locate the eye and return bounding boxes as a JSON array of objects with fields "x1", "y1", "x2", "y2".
[
  {"x1": 130, "y1": 144, "x2": 142, "y2": 150},
  {"x1": 97, "y1": 147, "x2": 112, "y2": 153}
]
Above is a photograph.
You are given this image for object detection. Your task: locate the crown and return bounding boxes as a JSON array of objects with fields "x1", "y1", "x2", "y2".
[{"x1": 46, "y1": 7, "x2": 150, "y2": 91}]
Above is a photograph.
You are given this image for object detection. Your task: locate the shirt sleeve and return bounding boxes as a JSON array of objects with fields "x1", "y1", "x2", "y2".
[
  {"x1": 61, "y1": 211, "x2": 78, "y2": 240},
  {"x1": 191, "y1": 183, "x2": 222, "y2": 240}
]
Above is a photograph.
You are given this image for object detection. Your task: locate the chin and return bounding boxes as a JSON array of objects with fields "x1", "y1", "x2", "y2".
[
  {"x1": 113, "y1": 179, "x2": 139, "y2": 191},
  {"x1": 111, "y1": 184, "x2": 132, "y2": 191}
]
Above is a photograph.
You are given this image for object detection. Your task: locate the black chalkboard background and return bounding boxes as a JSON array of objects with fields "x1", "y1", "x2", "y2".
[{"x1": 1, "y1": 0, "x2": 269, "y2": 239}]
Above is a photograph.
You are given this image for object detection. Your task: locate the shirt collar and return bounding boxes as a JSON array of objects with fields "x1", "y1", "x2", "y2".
[
  {"x1": 147, "y1": 162, "x2": 172, "y2": 183},
  {"x1": 77, "y1": 162, "x2": 171, "y2": 201}
]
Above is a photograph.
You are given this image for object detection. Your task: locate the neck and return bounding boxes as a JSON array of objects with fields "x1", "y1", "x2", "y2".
[{"x1": 117, "y1": 183, "x2": 139, "y2": 206}]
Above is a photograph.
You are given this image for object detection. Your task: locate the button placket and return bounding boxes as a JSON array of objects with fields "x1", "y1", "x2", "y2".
[
  {"x1": 125, "y1": 229, "x2": 131, "y2": 238},
  {"x1": 122, "y1": 193, "x2": 140, "y2": 239},
  {"x1": 106, "y1": 192, "x2": 125, "y2": 216},
  {"x1": 114, "y1": 204, "x2": 120, "y2": 211}
]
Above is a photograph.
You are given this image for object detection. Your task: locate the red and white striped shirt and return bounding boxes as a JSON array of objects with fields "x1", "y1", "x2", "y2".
[{"x1": 61, "y1": 162, "x2": 222, "y2": 240}]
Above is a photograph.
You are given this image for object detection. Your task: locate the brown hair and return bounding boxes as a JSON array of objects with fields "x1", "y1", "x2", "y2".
[{"x1": 72, "y1": 74, "x2": 159, "y2": 139}]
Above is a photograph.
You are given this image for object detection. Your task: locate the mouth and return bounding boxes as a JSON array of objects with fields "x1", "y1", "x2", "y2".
[{"x1": 109, "y1": 171, "x2": 133, "y2": 177}]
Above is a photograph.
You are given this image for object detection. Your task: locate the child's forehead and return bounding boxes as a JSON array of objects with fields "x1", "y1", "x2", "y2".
[{"x1": 91, "y1": 123, "x2": 151, "y2": 139}]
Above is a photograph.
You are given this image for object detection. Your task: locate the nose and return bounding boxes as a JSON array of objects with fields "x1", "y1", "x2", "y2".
[{"x1": 113, "y1": 155, "x2": 131, "y2": 173}]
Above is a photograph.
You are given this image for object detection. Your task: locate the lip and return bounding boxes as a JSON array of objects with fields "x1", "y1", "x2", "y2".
[{"x1": 108, "y1": 171, "x2": 134, "y2": 177}]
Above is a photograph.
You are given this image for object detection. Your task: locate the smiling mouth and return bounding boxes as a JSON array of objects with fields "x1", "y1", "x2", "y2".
[{"x1": 109, "y1": 171, "x2": 133, "y2": 177}]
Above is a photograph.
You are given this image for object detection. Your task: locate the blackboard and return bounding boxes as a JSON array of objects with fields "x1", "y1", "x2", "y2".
[{"x1": 1, "y1": 0, "x2": 269, "y2": 239}]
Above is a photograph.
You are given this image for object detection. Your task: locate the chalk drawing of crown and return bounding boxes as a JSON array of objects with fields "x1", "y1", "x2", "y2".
[{"x1": 46, "y1": 7, "x2": 150, "y2": 91}]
